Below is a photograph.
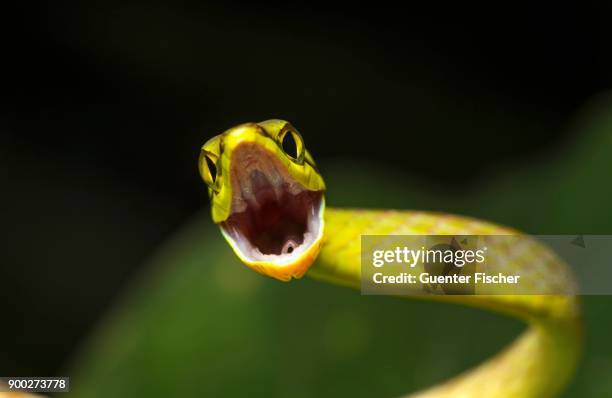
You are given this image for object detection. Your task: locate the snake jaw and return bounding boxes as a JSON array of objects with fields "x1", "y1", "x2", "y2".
[
  {"x1": 219, "y1": 141, "x2": 325, "y2": 281},
  {"x1": 220, "y1": 197, "x2": 324, "y2": 281}
]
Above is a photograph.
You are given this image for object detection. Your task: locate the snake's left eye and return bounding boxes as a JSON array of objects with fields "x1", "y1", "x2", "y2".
[{"x1": 279, "y1": 128, "x2": 304, "y2": 162}]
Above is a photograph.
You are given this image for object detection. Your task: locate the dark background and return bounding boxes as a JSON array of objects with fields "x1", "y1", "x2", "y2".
[{"x1": 2, "y1": 0, "x2": 612, "y2": 384}]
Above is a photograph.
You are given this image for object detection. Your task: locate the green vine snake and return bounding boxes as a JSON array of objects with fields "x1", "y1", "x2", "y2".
[{"x1": 198, "y1": 119, "x2": 581, "y2": 397}]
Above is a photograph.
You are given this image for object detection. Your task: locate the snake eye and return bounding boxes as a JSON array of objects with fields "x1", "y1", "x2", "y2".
[
  {"x1": 199, "y1": 150, "x2": 219, "y2": 188},
  {"x1": 279, "y1": 128, "x2": 304, "y2": 162}
]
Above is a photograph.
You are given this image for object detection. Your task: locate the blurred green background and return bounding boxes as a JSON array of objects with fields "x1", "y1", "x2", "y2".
[{"x1": 1, "y1": 1, "x2": 612, "y2": 397}]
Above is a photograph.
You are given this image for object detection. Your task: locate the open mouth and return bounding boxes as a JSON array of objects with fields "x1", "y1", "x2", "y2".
[{"x1": 220, "y1": 143, "x2": 324, "y2": 265}]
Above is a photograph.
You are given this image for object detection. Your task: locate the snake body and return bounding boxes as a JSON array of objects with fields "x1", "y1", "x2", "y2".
[
  {"x1": 199, "y1": 120, "x2": 581, "y2": 397},
  {"x1": 315, "y1": 209, "x2": 580, "y2": 397}
]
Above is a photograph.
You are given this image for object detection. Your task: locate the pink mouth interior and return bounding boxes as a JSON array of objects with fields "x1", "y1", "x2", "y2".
[
  {"x1": 223, "y1": 187, "x2": 322, "y2": 255},
  {"x1": 220, "y1": 142, "x2": 323, "y2": 259}
]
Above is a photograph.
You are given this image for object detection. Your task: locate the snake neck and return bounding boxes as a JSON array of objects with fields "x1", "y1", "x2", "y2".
[{"x1": 307, "y1": 207, "x2": 581, "y2": 398}]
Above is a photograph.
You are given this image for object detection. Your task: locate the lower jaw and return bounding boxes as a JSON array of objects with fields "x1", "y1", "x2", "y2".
[{"x1": 240, "y1": 236, "x2": 324, "y2": 281}]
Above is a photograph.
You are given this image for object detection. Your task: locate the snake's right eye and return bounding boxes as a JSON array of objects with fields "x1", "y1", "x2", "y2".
[{"x1": 199, "y1": 150, "x2": 218, "y2": 188}]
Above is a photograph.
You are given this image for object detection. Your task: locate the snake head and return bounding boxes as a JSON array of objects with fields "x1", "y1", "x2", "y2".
[{"x1": 199, "y1": 120, "x2": 326, "y2": 281}]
